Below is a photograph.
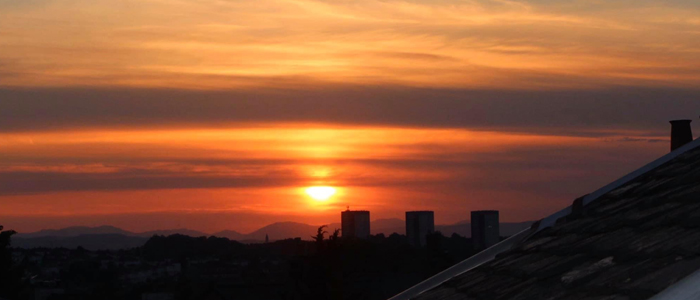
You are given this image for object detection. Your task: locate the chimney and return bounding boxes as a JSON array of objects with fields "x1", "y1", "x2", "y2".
[{"x1": 670, "y1": 120, "x2": 693, "y2": 151}]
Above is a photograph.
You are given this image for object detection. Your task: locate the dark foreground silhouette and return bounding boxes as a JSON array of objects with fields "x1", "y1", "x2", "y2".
[{"x1": 3, "y1": 225, "x2": 483, "y2": 300}]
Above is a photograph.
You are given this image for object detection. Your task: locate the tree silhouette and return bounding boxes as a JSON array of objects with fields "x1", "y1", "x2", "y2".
[
  {"x1": 312, "y1": 225, "x2": 328, "y2": 253},
  {"x1": 327, "y1": 228, "x2": 341, "y2": 250},
  {"x1": 330, "y1": 229, "x2": 340, "y2": 241},
  {"x1": 0, "y1": 225, "x2": 22, "y2": 298},
  {"x1": 312, "y1": 225, "x2": 327, "y2": 242}
]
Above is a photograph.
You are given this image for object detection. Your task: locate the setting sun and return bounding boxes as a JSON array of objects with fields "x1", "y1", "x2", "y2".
[{"x1": 305, "y1": 186, "x2": 337, "y2": 201}]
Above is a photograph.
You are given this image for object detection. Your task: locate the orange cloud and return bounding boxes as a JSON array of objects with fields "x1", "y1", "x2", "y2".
[
  {"x1": 0, "y1": 124, "x2": 670, "y2": 232},
  {"x1": 0, "y1": 0, "x2": 698, "y2": 89}
]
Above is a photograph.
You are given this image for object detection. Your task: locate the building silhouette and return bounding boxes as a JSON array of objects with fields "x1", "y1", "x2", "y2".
[
  {"x1": 341, "y1": 209, "x2": 370, "y2": 239},
  {"x1": 406, "y1": 211, "x2": 435, "y2": 247},
  {"x1": 471, "y1": 210, "x2": 500, "y2": 252},
  {"x1": 670, "y1": 119, "x2": 693, "y2": 151}
]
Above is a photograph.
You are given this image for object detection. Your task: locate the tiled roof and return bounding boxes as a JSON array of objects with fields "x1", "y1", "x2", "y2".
[{"x1": 411, "y1": 143, "x2": 700, "y2": 300}]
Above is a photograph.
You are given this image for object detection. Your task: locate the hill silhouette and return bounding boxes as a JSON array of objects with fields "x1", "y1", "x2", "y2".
[
  {"x1": 13, "y1": 220, "x2": 533, "y2": 249},
  {"x1": 139, "y1": 228, "x2": 209, "y2": 237},
  {"x1": 12, "y1": 234, "x2": 147, "y2": 250},
  {"x1": 16, "y1": 226, "x2": 208, "y2": 239},
  {"x1": 225, "y1": 221, "x2": 319, "y2": 241},
  {"x1": 16, "y1": 225, "x2": 132, "y2": 238}
]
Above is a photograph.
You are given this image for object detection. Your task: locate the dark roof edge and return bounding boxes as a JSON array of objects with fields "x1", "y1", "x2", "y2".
[
  {"x1": 388, "y1": 229, "x2": 532, "y2": 300},
  {"x1": 388, "y1": 137, "x2": 700, "y2": 300}
]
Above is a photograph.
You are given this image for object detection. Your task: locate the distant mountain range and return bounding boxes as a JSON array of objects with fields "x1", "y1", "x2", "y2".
[
  {"x1": 12, "y1": 220, "x2": 533, "y2": 250},
  {"x1": 12, "y1": 234, "x2": 148, "y2": 250}
]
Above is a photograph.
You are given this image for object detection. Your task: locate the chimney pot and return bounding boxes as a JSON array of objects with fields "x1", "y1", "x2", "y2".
[{"x1": 670, "y1": 120, "x2": 693, "y2": 151}]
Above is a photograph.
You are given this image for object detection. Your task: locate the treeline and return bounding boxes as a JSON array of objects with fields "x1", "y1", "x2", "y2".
[
  {"x1": 285, "y1": 228, "x2": 476, "y2": 300},
  {"x1": 2, "y1": 225, "x2": 479, "y2": 300},
  {"x1": 142, "y1": 234, "x2": 247, "y2": 260},
  {"x1": 137, "y1": 227, "x2": 478, "y2": 299}
]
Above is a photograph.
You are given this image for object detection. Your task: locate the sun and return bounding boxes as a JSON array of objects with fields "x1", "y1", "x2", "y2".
[{"x1": 305, "y1": 186, "x2": 337, "y2": 201}]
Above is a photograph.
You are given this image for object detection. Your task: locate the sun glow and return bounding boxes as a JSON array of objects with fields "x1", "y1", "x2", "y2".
[{"x1": 305, "y1": 186, "x2": 337, "y2": 201}]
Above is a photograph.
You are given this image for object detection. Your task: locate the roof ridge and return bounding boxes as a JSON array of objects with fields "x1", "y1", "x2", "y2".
[
  {"x1": 389, "y1": 136, "x2": 700, "y2": 300},
  {"x1": 535, "y1": 136, "x2": 700, "y2": 232}
]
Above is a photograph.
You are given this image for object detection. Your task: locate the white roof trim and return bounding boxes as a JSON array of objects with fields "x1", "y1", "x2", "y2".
[
  {"x1": 649, "y1": 268, "x2": 700, "y2": 300},
  {"x1": 388, "y1": 137, "x2": 700, "y2": 300},
  {"x1": 388, "y1": 229, "x2": 532, "y2": 300}
]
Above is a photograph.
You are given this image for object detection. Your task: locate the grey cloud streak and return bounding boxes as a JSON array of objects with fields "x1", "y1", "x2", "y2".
[{"x1": 0, "y1": 86, "x2": 699, "y2": 136}]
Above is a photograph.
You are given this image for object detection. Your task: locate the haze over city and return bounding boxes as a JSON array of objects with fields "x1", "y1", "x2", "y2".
[{"x1": 2, "y1": 0, "x2": 700, "y2": 234}]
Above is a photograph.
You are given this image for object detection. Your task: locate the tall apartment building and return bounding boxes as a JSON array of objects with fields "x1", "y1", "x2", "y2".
[
  {"x1": 341, "y1": 210, "x2": 370, "y2": 239},
  {"x1": 471, "y1": 210, "x2": 500, "y2": 252},
  {"x1": 406, "y1": 211, "x2": 435, "y2": 247}
]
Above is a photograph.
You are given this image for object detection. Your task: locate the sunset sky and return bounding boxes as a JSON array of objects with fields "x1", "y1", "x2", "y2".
[{"x1": 1, "y1": 0, "x2": 700, "y2": 233}]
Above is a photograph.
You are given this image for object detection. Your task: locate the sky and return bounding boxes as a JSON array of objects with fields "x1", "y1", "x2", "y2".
[{"x1": 1, "y1": 0, "x2": 699, "y2": 233}]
